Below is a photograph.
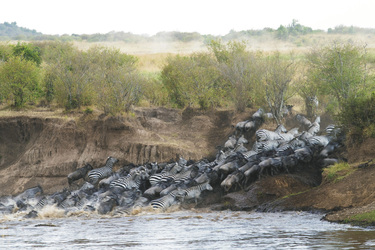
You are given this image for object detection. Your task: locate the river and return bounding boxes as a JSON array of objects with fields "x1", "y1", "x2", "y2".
[{"x1": 1, "y1": 209, "x2": 375, "y2": 249}]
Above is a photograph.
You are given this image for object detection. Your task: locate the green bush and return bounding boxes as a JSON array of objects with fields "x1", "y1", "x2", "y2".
[
  {"x1": 305, "y1": 42, "x2": 369, "y2": 113},
  {"x1": 161, "y1": 53, "x2": 225, "y2": 109},
  {"x1": 0, "y1": 55, "x2": 41, "y2": 107},
  {"x1": 338, "y1": 93, "x2": 375, "y2": 141}
]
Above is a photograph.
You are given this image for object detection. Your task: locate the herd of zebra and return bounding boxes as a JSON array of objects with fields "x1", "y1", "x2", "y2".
[{"x1": 0, "y1": 108, "x2": 344, "y2": 218}]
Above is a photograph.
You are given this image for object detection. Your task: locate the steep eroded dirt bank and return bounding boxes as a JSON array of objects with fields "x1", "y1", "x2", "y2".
[{"x1": 0, "y1": 107, "x2": 248, "y2": 196}]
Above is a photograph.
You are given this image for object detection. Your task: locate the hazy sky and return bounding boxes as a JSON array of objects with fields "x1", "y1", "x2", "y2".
[{"x1": 1, "y1": 0, "x2": 374, "y2": 35}]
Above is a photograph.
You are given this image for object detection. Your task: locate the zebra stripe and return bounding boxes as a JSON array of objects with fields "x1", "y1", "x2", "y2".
[
  {"x1": 150, "y1": 190, "x2": 180, "y2": 210},
  {"x1": 253, "y1": 140, "x2": 280, "y2": 153},
  {"x1": 109, "y1": 170, "x2": 147, "y2": 192},
  {"x1": 306, "y1": 135, "x2": 331, "y2": 148},
  {"x1": 34, "y1": 196, "x2": 51, "y2": 210},
  {"x1": 256, "y1": 124, "x2": 287, "y2": 142},
  {"x1": 175, "y1": 182, "x2": 213, "y2": 204},
  {"x1": 149, "y1": 163, "x2": 185, "y2": 186},
  {"x1": 87, "y1": 157, "x2": 119, "y2": 185}
]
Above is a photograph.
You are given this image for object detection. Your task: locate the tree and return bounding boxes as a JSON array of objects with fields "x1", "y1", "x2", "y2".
[
  {"x1": 306, "y1": 42, "x2": 370, "y2": 112},
  {"x1": 207, "y1": 40, "x2": 263, "y2": 111},
  {"x1": 0, "y1": 55, "x2": 40, "y2": 107},
  {"x1": 161, "y1": 53, "x2": 224, "y2": 109},
  {"x1": 12, "y1": 42, "x2": 42, "y2": 66},
  {"x1": 263, "y1": 51, "x2": 296, "y2": 124},
  {"x1": 45, "y1": 46, "x2": 93, "y2": 109},
  {"x1": 88, "y1": 46, "x2": 141, "y2": 114}
]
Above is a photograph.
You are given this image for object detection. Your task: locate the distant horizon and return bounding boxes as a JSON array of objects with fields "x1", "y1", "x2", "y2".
[
  {"x1": 2, "y1": 20, "x2": 374, "y2": 38},
  {"x1": 1, "y1": 0, "x2": 375, "y2": 36}
]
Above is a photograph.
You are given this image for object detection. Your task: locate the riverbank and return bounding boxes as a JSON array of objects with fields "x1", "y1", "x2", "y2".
[{"x1": 1, "y1": 107, "x2": 375, "y2": 226}]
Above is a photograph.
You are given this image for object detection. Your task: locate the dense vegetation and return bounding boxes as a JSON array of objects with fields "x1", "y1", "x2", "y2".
[{"x1": 1, "y1": 32, "x2": 375, "y2": 142}]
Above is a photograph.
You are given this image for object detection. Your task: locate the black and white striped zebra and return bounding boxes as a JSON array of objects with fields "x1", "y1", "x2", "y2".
[
  {"x1": 87, "y1": 156, "x2": 119, "y2": 185},
  {"x1": 149, "y1": 163, "x2": 184, "y2": 186},
  {"x1": 150, "y1": 190, "x2": 180, "y2": 210},
  {"x1": 255, "y1": 124, "x2": 287, "y2": 142},
  {"x1": 275, "y1": 138, "x2": 306, "y2": 157},
  {"x1": 307, "y1": 116, "x2": 320, "y2": 135},
  {"x1": 175, "y1": 182, "x2": 213, "y2": 204},
  {"x1": 306, "y1": 135, "x2": 331, "y2": 148},
  {"x1": 253, "y1": 140, "x2": 280, "y2": 153},
  {"x1": 34, "y1": 196, "x2": 52, "y2": 210},
  {"x1": 162, "y1": 166, "x2": 199, "y2": 185},
  {"x1": 109, "y1": 170, "x2": 148, "y2": 193}
]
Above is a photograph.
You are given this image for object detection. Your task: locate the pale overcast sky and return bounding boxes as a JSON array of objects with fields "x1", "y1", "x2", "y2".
[{"x1": 1, "y1": 0, "x2": 374, "y2": 35}]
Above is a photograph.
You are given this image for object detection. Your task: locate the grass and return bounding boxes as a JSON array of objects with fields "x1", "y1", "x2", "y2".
[
  {"x1": 346, "y1": 210, "x2": 375, "y2": 227},
  {"x1": 322, "y1": 162, "x2": 356, "y2": 183}
]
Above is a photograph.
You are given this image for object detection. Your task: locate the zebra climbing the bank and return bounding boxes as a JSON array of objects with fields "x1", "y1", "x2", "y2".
[
  {"x1": 109, "y1": 169, "x2": 148, "y2": 193},
  {"x1": 150, "y1": 190, "x2": 180, "y2": 210},
  {"x1": 255, "y1": 124, "x2": 287, "y2": 142},
  {"x1": 87, "y1": 157, "x2": 119, "y2": 185},
  {"x1": 175, "y1": 181, "x2": 213, "y2": 204}
]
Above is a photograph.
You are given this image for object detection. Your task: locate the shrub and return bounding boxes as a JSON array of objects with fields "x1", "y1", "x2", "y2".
[
  {"x1": 161, "y1": 53, "x2": 225, "y2": 109},
  {"x1": 0, "y1": 55, "x2": 41, "y2": 107},
  {"x1": 337, "y1": 93, "x2": 375, "y2": 141}
]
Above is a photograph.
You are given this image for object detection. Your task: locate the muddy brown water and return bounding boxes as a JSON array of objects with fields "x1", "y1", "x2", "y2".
[{"x1": 2, "y1": 209, "x2": 375, "y2": 249}]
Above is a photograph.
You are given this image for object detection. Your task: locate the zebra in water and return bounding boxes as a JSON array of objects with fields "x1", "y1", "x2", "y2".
[
  {"x1": 87, "y1": 157, "x2": 119, "y2": 185},
  {"x1": 175, "y1": 182, "x2": 213, "y2": 204},
  {"x1": 150, "y1": 190, "x2": 180, "y2": 210}
]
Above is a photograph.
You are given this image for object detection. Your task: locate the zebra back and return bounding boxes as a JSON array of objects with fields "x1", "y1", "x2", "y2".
[{"x1": 87, "y1": 157, "x2": 118, "y2": 184}]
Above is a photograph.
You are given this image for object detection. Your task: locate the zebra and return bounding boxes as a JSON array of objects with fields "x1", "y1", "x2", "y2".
[
  {"x1": 307, "y1": 116, "x2": 321, "y2": 135},
  {"x1": 255, "y1": 124, "x2": 287, "y2": 142},
  {"x1": 150, "y1": 190, "x2": 180, "y2": 210},
  {"x1": 253, "y1": 140, "x2": 280, "y2": 153},
  {"x1": 149, "y1": 163, "x2": 184, "y2": 186},
  {"x1": 306, "y1": 135, "x2": 331, "y2": 148},
  {"x1": 175, "y1": 182, "x2": 213, "y2": 204},
  {"x1": 99, "y1": 172, "x2": 123, "y2": 190},
  {"x1": 34, "y1": 196, "x2": 52, "y2": 210},
  {"x1": 166, "y1": 165, "x2": 199, "y2": 184},
  {"x1": 298, "y1": 131, "x2": 314, "y2": 141},
  {"x1": 276, "y1": 138, "x2": 306, "y2": 157},
  {"x1": 109, "y1": 170, "x2": 148, "y2": 193},
  {"x1": 87, "y1": 156, "x2": 119, "y2": 185}
]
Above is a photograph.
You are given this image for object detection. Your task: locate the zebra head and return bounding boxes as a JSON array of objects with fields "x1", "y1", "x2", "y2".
[{"x1": 275, "y1": 124, "x2": 287, "y2": 133}]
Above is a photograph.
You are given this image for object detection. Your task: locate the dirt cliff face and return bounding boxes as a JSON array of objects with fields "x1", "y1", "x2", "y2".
[{"x1": 0, "y1": 107, "x2": 247, "y2": 196}]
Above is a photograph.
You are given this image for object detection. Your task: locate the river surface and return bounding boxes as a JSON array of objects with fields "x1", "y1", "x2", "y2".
[{"x1": 1, "y1": 209, "x2": 375, "y2": 249}]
